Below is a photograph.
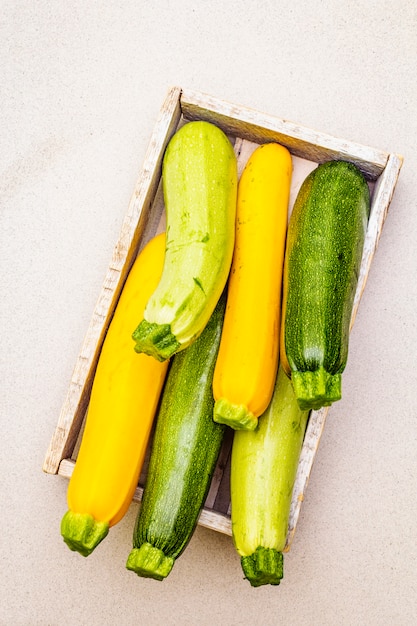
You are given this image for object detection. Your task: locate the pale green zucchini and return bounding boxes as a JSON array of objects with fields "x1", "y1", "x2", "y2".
[
  {"x1": 231, "y1": 364, "x2": 309, "y2": 587},
  {"x1": 132, "y1": 121, "x2": 237, "y2": 361}
]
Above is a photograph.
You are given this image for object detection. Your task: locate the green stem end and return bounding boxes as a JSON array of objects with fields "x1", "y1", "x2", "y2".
[
  {"x1": 126, "y1": 543, "x2": 175, "y2": 581},
  {"x1": 241, "y1": 547, "x2": 284, "y2": 587},
  {"x1": 213, "y1": 398, "x2": 258, "y2": 431},
  {"x1": 292, "y1": 367, "x2": 342, "y2": 410},
  {"x1": 60, "y1": 511, "x2": 109, "y2": 557},
  {"x1": 132, "y1": 320, "x2": 180, "y2": 361}
]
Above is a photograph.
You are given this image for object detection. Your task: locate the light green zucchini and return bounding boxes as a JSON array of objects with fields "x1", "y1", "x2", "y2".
[
  {"x1": 132, "y1": 121, "x2": 237, "y2": 361},
  {"x1": 231, "y1": 365, "x2": 309, "y2": 587}
]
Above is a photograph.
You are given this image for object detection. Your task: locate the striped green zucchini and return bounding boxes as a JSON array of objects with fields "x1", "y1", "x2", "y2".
[{"x1": 126, "y1": 292, "x2": 226, "y2": 580}]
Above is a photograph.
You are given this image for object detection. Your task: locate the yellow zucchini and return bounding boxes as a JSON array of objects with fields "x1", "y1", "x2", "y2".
[
  {"x1": 213, "y1": 143, "x2": 292, "y2": 430},
  {"x1": 60, "y1": 233, "x2": 169, "y2": 556}
]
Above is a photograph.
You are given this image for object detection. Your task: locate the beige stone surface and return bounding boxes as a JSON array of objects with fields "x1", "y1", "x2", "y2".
[{"x1": 1, "y1": 2, "x2": 416, "y2": 624}]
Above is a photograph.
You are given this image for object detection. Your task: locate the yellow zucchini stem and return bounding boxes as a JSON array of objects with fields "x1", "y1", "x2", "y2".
[
  {"x1": 213, "y1": 398, "x2": 257, "y2": 431},
  {"x1": 60, "y1": 512, "x2": 109, "y2": 557}
]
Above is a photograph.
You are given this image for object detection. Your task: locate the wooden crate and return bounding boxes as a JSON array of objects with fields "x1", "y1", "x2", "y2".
[{"x1": 43, "y1": 86, "x2": 403, "y2": 549}]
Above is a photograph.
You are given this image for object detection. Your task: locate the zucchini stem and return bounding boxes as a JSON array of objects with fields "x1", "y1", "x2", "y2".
[
  {"x1": 132, "y1": 320, "x2": 180, "y2": 361},
  {"x1": 240, "y1": 547, "x2": 284, "y2": 587},
  {"x1": 213, "y1": 398, "x2": 258, "y2": 431},
  {"x1": 292, "y1": 367, "x2": 341, "y2": 410},
  {"x1": 126, "y1": 543, "x2": 175, "y2": 581},
  {"x1": 60, "y1": 511, "x2": 109, "y2": 557}
]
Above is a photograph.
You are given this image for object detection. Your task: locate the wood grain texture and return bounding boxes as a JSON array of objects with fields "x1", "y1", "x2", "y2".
[
  {"x1": 43, "y1": 86, "x2": 182, "y2": 474},
  {"x1": 180, "y1": 88, "x2": 390, "y2": 180},
  {"x1": 285, "y1": 155, "x2": 402, "y2": 550},
  {"x1": 45, "y1": 87, "x2": 403, "y2": 550},
  {"x1": 58, "y1": 458, "x2": 233, "y2": 536},
  {"x1": 351, "y1": 153, "x2": 403, "y2": 327}
]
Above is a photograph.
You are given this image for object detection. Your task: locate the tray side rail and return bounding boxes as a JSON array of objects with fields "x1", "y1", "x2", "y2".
[{"x1": 43, "y1": 87, "x2": 182, "y2": 474}]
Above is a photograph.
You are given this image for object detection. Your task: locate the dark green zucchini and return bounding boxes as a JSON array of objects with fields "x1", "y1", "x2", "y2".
[
  {"x1": 126, "y1": 292, "x2": 226, "y2": 580},
  {"x1": 280, "y1": 160, "x2": 370, "y2": 410}
]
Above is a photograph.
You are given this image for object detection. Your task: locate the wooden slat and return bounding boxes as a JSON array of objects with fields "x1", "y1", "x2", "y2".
[
  {"x1": 351, "y1": 153, "x2": 403, "y2": 326},
  {"x1": 285, "y1": 154, "x2": 403, "y2": 550},
  {"x1": 58, "y1": 458, "x2": 233, "y2": 536},
  {"x1": 180, "y1": 88, "x2": 389, "y2": 181},
  {"x1": 204, "y1": 429, "x2": 233, "y2": 511},
  {"x1": 285, "y1": 407, "x2": 329, "y2": 550},
  {"x1": 43, "y1": 86, "x2": 182, "y2": 474}
]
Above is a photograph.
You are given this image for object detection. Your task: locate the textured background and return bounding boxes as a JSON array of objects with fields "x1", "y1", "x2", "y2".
[{"x1": 1, "y1": 1, "x2": 416, "y2": 624}]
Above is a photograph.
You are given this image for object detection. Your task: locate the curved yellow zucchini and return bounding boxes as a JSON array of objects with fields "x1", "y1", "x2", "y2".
[{"x1": 61, "y1": 233, "x2": 169, "y2": 556}]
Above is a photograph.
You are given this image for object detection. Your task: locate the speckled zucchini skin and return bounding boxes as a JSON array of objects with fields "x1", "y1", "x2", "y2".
[
  {"x1": 132, "y1": 121, "x2": 237, "y2": 361},
  {"x1": 281, "y1": 160, "x2": 370, "y2": 410},
  {"x1": 127, "y1": 293, "x2": 226, "y2": 580},
  {"x1": 231, "y1": 365, "x2": 309, "y2": 587}
]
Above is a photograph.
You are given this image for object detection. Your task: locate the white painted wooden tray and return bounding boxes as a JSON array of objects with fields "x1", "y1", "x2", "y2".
[{"x1": 43, "y1": 87, "x2": 403, "y2": 550}]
